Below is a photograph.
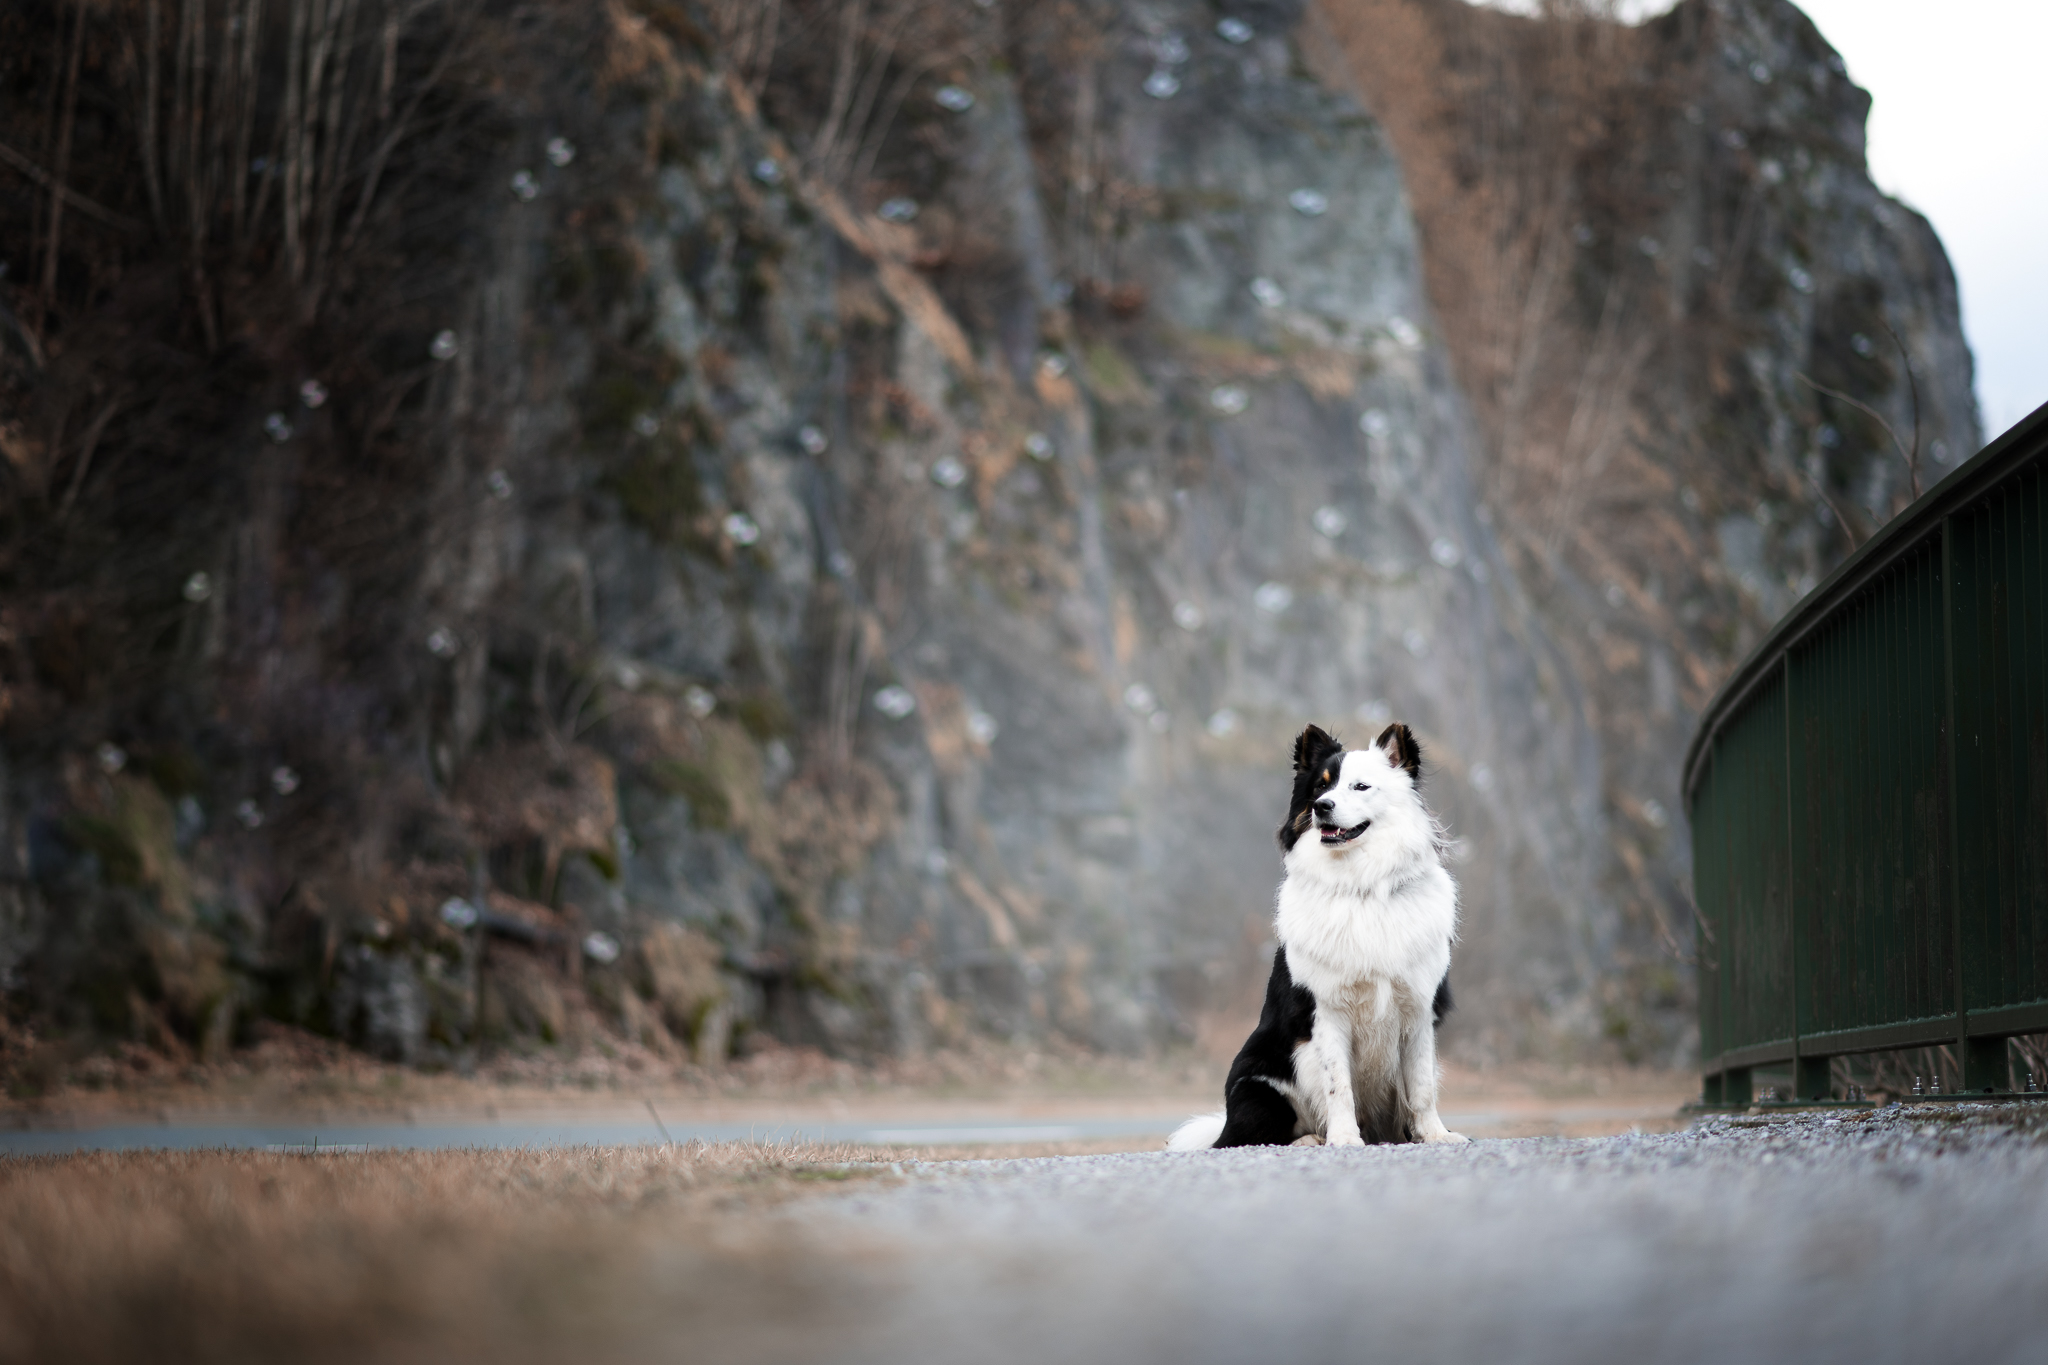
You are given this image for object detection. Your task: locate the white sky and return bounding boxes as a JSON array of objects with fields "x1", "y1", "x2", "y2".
[
  {"x1": 1790, "y1": 1, "x2": 2048, "y2": 439},
  {"x1": 1470, "y1": 1, "x2": 2048, "y2": 443}
]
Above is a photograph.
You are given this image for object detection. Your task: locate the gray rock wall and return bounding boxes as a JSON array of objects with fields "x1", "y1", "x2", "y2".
[
  {"x1": 0, "y1": 0, "x2": 1979, "y2": 1072},
  {"x1": 467, "y1": 0, "x2": 1616, "y2": 1060}
]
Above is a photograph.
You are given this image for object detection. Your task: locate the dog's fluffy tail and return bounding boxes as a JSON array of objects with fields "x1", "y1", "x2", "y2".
[{"x1": 1165, "y1": 1111, "x2": 1226, "y2": 1151}]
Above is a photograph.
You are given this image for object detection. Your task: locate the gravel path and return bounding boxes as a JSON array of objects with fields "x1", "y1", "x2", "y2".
[{"x1": 766, "y1": 1104, "x2": 2048, "y2": 1364}]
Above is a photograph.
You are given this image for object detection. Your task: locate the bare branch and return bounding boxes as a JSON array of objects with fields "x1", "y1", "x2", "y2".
[
  {"x1": 1795, "y1": 371, "x2": 1919, "y2": 502},
  {"x1": 1800, "y1": 465, "x2": 1862, "y2": 552},
  {"x1": 139, "y1": 0, "x2": 165, "y2": 227},
  {"x1": 1884, "y1": 320, "x2": 1923, "y2": 499},
  {"x1": 342, "y1": 4, "x2": 472, "y2": 257},
  {"x1": 0, "y1": 142, "x2": 142, "y2": 232},
  {"x1": 809, "y1": 0, "x2": 870, "y2": 180},
  {"x1": 57, "y1": 393, "x2": 125, "y2": 522},
  {"x1": 39, "y1": 0, "x2": 89, "y2": 307}
]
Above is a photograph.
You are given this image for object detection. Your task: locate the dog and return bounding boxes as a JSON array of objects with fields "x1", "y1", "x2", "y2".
[{"x1": 1168, "y1": 722, "x2": 1466, "y2": 1149}]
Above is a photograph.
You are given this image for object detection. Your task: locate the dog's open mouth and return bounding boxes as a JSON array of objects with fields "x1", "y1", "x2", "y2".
[{"x1": 1318, "y1": 819, "x2": 1369, "y2": 846}]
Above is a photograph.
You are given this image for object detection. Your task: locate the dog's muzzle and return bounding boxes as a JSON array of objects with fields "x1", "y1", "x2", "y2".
[{"x1": 1317, "y1": 819, "x2": 1369, "y2": 846}]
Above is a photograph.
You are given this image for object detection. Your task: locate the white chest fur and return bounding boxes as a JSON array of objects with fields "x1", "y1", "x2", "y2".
[{"x1": 1275, "y1": 855, "x2": 1456, "y2": 999}]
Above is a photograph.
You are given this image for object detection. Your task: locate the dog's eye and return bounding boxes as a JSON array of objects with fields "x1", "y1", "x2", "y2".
[{"x1": 1352, "y1": 782, "x2": 1369, "y2": 791}]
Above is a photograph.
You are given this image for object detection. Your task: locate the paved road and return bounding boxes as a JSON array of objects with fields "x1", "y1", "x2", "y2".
[
  {"x1": 0, "y1": 1101, "x2": 1672, "y2": 1154},
  {"x1": 0, "y1": 1112, "x2": 1176, "y2": 1154},
  {"x1": 750, "y1": 1104, "x2": 2048, "y2": 1364}
]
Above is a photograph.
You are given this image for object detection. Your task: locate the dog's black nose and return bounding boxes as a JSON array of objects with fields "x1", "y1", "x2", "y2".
[{"x1": 1313, "y1": 797, "x2": 1335, "y2": 817}]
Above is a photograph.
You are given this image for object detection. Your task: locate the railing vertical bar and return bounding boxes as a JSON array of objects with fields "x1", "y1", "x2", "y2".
[
  {"x1": 1875, "y1": 577, "x2": 1884, "y2": 1023},
  {"x1": 1784, "y1": 650, "x2": 1801, "y2": 1076},
  {"x1": 1892, "y1": 562, "x2": 1907, "y2": 1022},
  {"x1": 2012, "y1": 475, "x2": 2034, "y2": 998},
  {"x1": 1902, "y1": 557, "x2": 1917, "y2": 1021},
  {"x1": 1994, "y1": 489, "x2": 2014, "y2": 1007},
  {"x1": 1984, "y1": 488, "x2": 2009, "y2": 1016},
  {"x1": 1868, "y1": 576, "x2": 1891, "y2": 1017},
  {"x1": 2020, "y1": 469, "x2": 2036, "y2": 999},
  {"x1": 1944, "y1": 513, "x2": 1967, "y2": 1054},
  {"x1": 1900, "y1": 556, "x2": 1916, "y2": 1015},
  {"x1": 1877, "y1": 567, "x2": 1889, "y2": 1023},
  {"x1": 1908, "y1": 548, "x2": 1925, "y2": 1019},
  {"x1": 1875, "y1": 573, "x2": 1884, "y2": 1031},
  {"x1": 1837, "y1": 616, "x2": 1858, "y2": 1031},
  {"x1": 1984, "y1": 490, "x2": 2006, "y2": 1015},
  {"x1": 1708, "y1": 738, "x2": 1723, "y2": 1073},
  {"x1": 2025, "y1": 470, "x2": 2046, "y2": 1002},
  {"x1": 1716, "y1": 736, "x2": 1731, "y2": 1071}
]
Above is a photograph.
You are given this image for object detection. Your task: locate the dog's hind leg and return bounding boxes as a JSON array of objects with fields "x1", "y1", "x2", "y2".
[
  {"x1": 1213, "y1": 1076, "x2": 1305, "y2": 1147},
  {"x1": 1399, "y1": 1003, "x2": 1467, "y2": 1144}
]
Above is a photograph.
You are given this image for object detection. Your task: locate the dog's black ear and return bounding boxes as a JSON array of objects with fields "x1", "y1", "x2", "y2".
[
  {"x1": 1282, "y1": 725, "x2": 1344, "y2": 852},
  {"x1": 1291, "y1": 724, "x2": 1342, "y2": 773},
  {"x1": 1376, "y1": 722, "x2": 1422, "y2": 782}
]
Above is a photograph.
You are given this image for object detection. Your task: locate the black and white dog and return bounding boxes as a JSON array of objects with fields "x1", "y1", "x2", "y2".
[{"x1": 1168, "y1": 722, "x2": 1466, "y2": 1149}]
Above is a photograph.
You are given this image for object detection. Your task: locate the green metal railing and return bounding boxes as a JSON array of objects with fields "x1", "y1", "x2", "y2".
[{"x1": 1686, "y1": 400, "x2": 2048, "y2": 1103}]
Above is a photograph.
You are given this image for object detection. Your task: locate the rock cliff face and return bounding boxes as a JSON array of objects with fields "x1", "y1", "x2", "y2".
[
  {"x1": 0, "y1": 0, "x2": 1978, "y2": 1073},
  {"x1": 1320, "y1": 0, "x2": 1980, "y2": 1055}
]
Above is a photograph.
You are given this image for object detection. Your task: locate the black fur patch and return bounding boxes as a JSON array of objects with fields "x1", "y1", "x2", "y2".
[
  {"x1": 1375, "y1": 722, "x2": 1423, "y2": 785},
  {"x1": 1214, "y1": 947, "x2": 1317, "y2": 1148},
  {"x1": 1278, "y1": 724, "x2": 1346, "y2": 851},
  {"x1": 1432, "y1": 972, "x2": 1453, "y2": 1026}
]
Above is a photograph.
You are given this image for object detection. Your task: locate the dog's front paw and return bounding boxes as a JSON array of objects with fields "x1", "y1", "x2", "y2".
[
  {"x1": 1422, "y1": 1129, "x2": 1470, "y2": 1145},
  {"x1": 1325, "y1": 1131, "x2": 1366, "y2": 1148}
]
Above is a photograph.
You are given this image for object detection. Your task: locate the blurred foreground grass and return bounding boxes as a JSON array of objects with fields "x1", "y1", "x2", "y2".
[
  {"x1": 0, "y1": 1078, "x2": 1699, "y2": 1363},
  {"x1": 0, "y1": 1139, "x2": 1033, "y2": 1365}
]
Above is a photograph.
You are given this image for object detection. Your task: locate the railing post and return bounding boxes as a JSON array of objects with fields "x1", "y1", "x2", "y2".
[
  {"x1": 1963, "y1": 1036, "x2": 2008, "y2": 1093},
  {"x1": 1724, "y1": 1066, "x2": 1753, "y2": 1106},
  {"x1": 1795, "y1": 1055, "x2": 1831, "y2": 1102}
]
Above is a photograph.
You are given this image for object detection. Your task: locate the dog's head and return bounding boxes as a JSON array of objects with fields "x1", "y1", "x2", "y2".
[{"x1": 1276, "y1": 722, "x2": 1424, "y2": 853}]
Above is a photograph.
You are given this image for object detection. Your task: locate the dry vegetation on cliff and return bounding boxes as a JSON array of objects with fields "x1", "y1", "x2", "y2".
[{"x1": 1315, "y1": 0, "x2": 1977, "y2": 1051}]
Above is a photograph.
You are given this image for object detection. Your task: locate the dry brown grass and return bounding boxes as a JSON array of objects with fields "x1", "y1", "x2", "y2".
[
  {"x1": 1, "y1": 1022, "x2": 1226, "y2": 1126},
  {"x1": 0, "y1": 1139, "x2": 925, "y2": 1365}
]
